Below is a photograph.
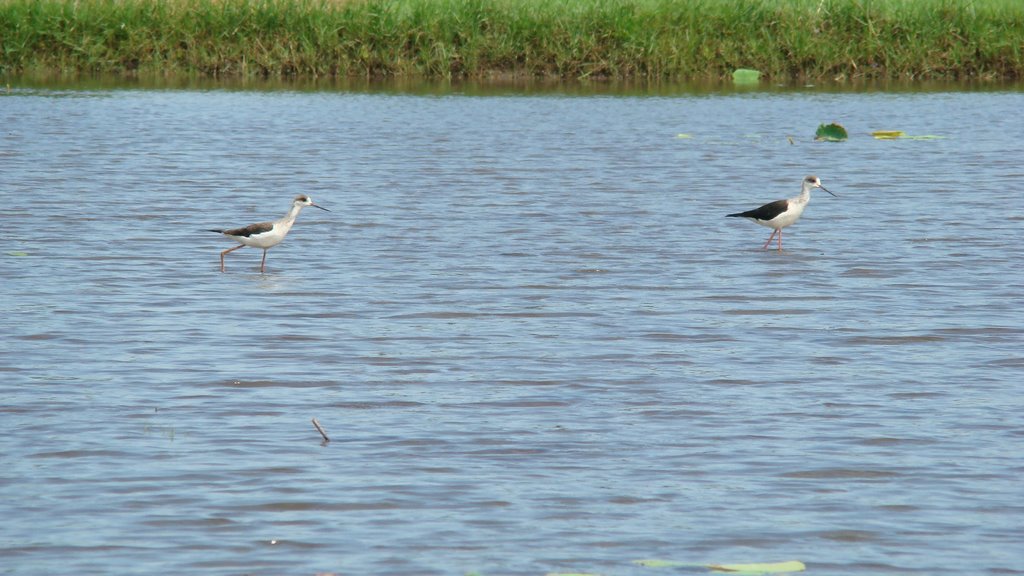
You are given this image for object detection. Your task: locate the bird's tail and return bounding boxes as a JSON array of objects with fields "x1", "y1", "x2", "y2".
[{"x1": 725, "y1": 213, "x2": 744, "y2": 218}]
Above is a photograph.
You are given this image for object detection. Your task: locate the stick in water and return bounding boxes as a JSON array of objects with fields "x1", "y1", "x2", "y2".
[{"x1": 311, "y1": 418, "x2": 330, "y2": 442}]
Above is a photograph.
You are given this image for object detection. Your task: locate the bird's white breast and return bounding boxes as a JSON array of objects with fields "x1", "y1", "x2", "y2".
[
  {"x1": 238, "y1": 222, "x2": 290, "y2": 248},
  {"x1": 765, "y1": 202, "x2": 806, "y2": 229}
]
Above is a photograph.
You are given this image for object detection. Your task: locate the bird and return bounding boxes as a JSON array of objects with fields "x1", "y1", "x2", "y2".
[
  {"x1": 726, "y1": 175, "x2": 836, "y2": 251},
  {"x1": 209, "y1": 194, "x2": 329, "y2": 272}
]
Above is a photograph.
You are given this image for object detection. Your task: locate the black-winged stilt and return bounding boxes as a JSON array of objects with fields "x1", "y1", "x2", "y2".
[
  {"x1": 209, "y1": 194, "x2": 330, "y2": 273},
  {"x1": 727, "y1": 175, "x2": 836, "y2": 251}
]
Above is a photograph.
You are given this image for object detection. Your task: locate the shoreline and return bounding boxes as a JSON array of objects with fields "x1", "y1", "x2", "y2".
[{"x1": 5, "y1": 70, "x2": 1023, "y2": 95}]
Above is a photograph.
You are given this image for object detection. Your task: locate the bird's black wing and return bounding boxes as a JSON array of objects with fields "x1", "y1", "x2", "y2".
[
  {"x1": 222, "y1": 221, "x2": 274, "y2": 237},
  {"x1": 727, "y1": 199, "x2": 789, "y2": 221}
]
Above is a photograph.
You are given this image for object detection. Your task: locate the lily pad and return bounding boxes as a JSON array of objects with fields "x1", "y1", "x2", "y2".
[
  {"x1": 709, "y1": 561, "x2": 806, "y2": 574},
  {"x1": 815, "y1": 122, "x2": 848, "y2": 141},
  {"x1": 869, "y1": 130, "x2": 945, "y2": 140},
  {"x1": 634, "y1": 560, "x2": 689, "y2": 568},
  {"x1": 732, "y1": 68, "x2": 761, "y2": 84}
]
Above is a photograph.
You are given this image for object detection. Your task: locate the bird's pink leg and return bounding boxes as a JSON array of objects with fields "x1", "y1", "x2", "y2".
[
  {"x1": 260, "y1": 249, "x2": 268, "y2": 273},
  {"x1": 777, "y1": 229, "x2": 783, "y2": 251},
  {"x1": 762, "y1": 229, "x2": 778, "y2": 250},
  {"x1": 220, "y1": 244, "x2": 245, "y2": 272}
]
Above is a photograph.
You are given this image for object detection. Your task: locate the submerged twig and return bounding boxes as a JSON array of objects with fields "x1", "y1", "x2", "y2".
[{"x1": 311, "y1": 417, "x2": 330, "y2": 443}]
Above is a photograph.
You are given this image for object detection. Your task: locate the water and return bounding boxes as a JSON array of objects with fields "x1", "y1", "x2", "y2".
[{"x1": 2, "y1": 81, "x2": 1022, "y2": 575}]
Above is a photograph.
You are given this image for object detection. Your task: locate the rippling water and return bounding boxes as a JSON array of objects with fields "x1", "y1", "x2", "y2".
[{"x1": 2, "y1": 81, "x2": 1023, "y2": 575}]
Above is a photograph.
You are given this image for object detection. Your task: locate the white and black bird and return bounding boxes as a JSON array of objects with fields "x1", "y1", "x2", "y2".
[
  {"x1": 727, "y1": 175, "x2": 836, "y2": 251},
  {"x1": 209, "y1": 195, "x2": 330, "y2": 273}
]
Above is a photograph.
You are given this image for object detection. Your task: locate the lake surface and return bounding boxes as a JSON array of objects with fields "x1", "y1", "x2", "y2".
[{"x1": 2, "y1": 79, "x2": 1022, "y2": 576}]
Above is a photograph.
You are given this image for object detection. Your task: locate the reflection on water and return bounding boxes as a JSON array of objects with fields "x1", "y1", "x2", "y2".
[
  {"x1": 1, "y1": 78, "x2": 1023, "y2": 575},
  {"x1": 5, "y1": 70, "x2": 1023, "y2": 96}
]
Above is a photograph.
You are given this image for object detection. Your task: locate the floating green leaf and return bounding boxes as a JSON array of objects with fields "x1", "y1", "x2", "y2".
[
  {"x1": 815, "y1": 122, "x2": 848, "y2": 141},
  {"x1": 7, "y1": 251, "x2": 29, "y2": 256},
  {"x1": 676, "y1": 133, "x2": 694, "y2": 139},
  {"x1": 634, "y1": 560, "x2": 805, "y2": 574},
  {"x1": 869, "y1": 130, "x2": 945, "y2": 140},
  {"x1": 634, "y1": 559, "x2": 689, "y2": 567},
  {"x1": 732, "y1": 68, "x2": 761, "y2": 84},
  {"x1": 709, "y1": 561, "x2": 806, "y2": 574}
]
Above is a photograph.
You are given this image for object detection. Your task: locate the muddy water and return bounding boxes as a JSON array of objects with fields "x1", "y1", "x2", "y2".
[{"x1": 2, "y1": 82, "x2": 1022, "y2": 575}]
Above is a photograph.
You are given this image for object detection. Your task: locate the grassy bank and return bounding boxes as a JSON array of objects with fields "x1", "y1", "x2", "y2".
[{"x1": 1, "y1": 0, "x2": 1022, "y2": 81}]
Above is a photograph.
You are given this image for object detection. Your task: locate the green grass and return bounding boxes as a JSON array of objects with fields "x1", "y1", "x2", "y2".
[{"x1": 1, "y1": 0, "x2": 1022, "y2": 80}]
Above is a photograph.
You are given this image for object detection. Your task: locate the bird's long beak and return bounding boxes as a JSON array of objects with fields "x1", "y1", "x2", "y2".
[
  {"x1": 819, "y1": 184, "x2": 838, "y2": 197},
  {"x1": 311, "y1": 203, "x2": 331, "y2": 212}
]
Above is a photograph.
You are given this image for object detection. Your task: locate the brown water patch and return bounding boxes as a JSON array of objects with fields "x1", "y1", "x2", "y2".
[
  {"x1": 782, "y1": 468, "x2": 902, "y2": 479},
  {"x1": 819, "y1": 529, "x2": 881, "y2": 542},
  {"x1": 842, "y1": 335, "x2": 947, "y2": 345},
  {"x1": 212, "y1": 379, "x2": 336, "y2": 388},
  {"x1": 724, "y1": 308, "x2": 813, "y2": 315}
]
